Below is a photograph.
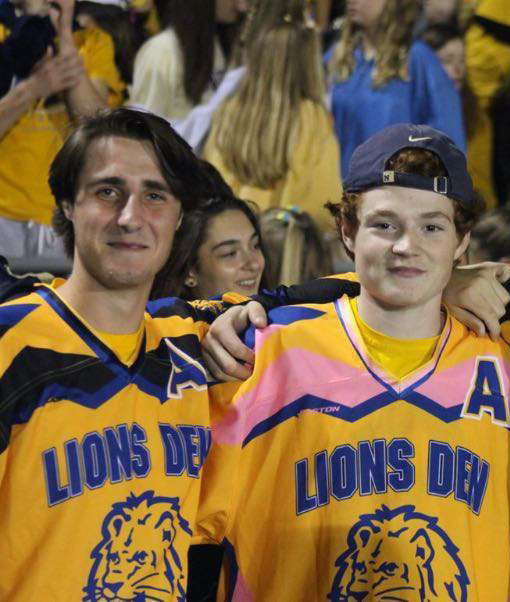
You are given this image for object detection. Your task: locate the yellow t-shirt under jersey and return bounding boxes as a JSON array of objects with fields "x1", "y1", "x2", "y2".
[
  {"x1": 349, "y1": 297, "x2": 440, "y2": 380},
  {"x1": 0, "y1": 27, "x2": 125, "y2": 225},
  {"x1": 48, "y1": 279, "x2": 143, "y2": 365}
]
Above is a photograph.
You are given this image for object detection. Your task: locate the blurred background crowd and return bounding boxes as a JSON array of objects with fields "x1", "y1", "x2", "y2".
[{"x1": 1, "y1": 0, "x2": 509, "y2": 297}]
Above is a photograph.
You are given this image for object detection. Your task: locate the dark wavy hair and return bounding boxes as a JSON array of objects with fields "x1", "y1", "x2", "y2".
[
  {"x1": 49, "y1": 108, "x2": 215, "y2": 258},
  {"x1": 153, "y1": 195, "x2": 269, "y2": 300},
  {"x1": 155, "y1": 0, "x2": 216, "y2": 105}
]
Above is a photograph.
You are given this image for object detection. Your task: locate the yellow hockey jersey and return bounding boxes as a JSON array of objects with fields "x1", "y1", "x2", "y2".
[
  {"x1": 198, "y1": 297, "x2": 510, "y2": 601},
  {"x1": 0, "y1": 286, "x2": 232, "y2": 601}
]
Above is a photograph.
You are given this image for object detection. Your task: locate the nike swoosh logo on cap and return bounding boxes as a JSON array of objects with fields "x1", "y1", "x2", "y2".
[{"x1": 408, "y1": 135, "x2": 432, "y2": 142}]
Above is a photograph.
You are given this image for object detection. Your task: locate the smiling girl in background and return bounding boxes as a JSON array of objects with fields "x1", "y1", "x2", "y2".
[{"x1": 157, "y1": 195, "x2": 267, "y2": 300}]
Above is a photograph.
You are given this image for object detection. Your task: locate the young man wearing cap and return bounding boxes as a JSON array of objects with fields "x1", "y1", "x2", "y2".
[{"x1": 196, "y1": 123, "x2": 510, "y2": 600}]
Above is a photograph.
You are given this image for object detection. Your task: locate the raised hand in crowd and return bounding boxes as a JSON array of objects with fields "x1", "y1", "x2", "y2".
[{"x1": 30, "y1": 46, "x2": 84, "y2": 98}]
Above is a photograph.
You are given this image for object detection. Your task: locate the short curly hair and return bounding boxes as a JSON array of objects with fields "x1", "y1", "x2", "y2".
[{"x1": 326, "y1": 148, "x2": 483, "y2": 260}]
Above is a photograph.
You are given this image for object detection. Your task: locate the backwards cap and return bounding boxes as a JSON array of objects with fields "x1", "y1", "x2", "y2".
[{"x1": 343, "y1": 123, "x2": 474, "y2": 208}]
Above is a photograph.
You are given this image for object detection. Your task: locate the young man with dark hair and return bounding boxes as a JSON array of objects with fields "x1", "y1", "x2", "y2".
[
  {"x1": 0, "y1": 107, "x2": 245, "y2": 601},
  {"x1": 197, "y1": 124, "x2": 510, "y2": 600}
]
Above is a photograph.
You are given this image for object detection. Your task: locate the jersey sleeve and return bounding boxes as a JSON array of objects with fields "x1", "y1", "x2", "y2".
[
  {"x1": 253, "y1": 273, "x2": 360, "y2": 310},
  {"x1": 193, "y1": 368, "x2": 248, "y2": 544},
  {"x1": 0, "y1": 297, "x2": 42, "y2": 476},
  {"x1": 188, "y1": 274, "x2": 360, "y2": 323},
  {"x1": 196, "y1": 305, "x2": 324, "y2": 545},
  {"x1": 188, "y1": 292, "x2": 252, "y2": 326},
  {"x1": 194, "y1": 349, "x2": 263, "y2": 545},
  {"x1": 194, "y1": 313, "x2": 292, "y2": 544}
]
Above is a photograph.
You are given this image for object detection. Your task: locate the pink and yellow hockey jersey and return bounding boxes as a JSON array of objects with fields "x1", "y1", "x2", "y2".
[{"x1": 198, "y1": 297, "x2": 510, "y2": 601}]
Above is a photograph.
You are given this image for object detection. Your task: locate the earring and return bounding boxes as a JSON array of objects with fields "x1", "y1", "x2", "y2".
[{"x1": 185, "y1": 275, "x2": 197, "y2": 288}]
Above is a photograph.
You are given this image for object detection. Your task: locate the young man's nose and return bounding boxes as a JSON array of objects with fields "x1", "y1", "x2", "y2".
[
  {"x1": 117, "y1": 194, "x2": 144, "y2": 230},
  {"x1": 391, "y1": 229, "x2": 420, "y2": 254}
]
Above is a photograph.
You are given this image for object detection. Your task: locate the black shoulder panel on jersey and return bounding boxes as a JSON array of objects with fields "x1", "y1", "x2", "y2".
[
  {"x1": 146, "y1": 297, "x2": 195, "y2": 319},
  {"x1": 0, "y1": 347, "x2": 116, "y2": 454},
  {"x1": 146, "y1": 296, "x2": 221, "y2": 325},
  {"x1": 0, "y1": 275, "x2": 39, "y2": 304}
]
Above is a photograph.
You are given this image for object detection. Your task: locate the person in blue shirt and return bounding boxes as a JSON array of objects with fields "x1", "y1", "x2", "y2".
[{"x1": 326, "y1": 0, "x2": 466, "y2": 177}]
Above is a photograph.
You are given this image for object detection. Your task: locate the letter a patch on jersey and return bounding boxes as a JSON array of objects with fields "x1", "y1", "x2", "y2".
[
  {"x1": 164, "y1": 338, "x2": 208, "y2": 400},
  {"x1": 462, "y1": 356, "x2": 509, "y2": 427}
]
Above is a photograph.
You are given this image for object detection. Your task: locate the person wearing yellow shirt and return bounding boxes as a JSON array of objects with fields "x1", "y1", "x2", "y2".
[
  {"x1": 0, "y1": 0, "x2": 123, "y2": 261},
  {"x1": 203, "y1": 2, "x2": 342, "y2": 235},
  {"x1": 465, "y1": 0, "x2": 510, "y2": 207}
]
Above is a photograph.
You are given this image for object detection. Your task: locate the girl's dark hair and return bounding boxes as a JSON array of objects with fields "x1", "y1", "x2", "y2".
[
  {"x1": 75, "y1": 1, "x2": 144, "y2": 84},
  {"x1": 155, "y1": 0, "x2": 217, "y2": 105},
  {"x1": 153, "y1": 196, "x2": 269, "y2": 300},
  {"x1": 50, "y1": 108, "x2": 215, "y2": 257}
]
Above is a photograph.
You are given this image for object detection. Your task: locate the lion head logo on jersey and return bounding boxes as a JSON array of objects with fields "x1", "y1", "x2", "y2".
[
  {"x1": 329, "y1": 505, "x2": 469, "y2": 601},
  {"x1": 83, "y1": 490, "x2": 192, "y2": 601}
]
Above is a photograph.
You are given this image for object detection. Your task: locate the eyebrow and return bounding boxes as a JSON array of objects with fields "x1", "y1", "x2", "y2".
[
  {"x1": 365, "y1": 209, "x2": 452, "y2": 221},
  {"x1": 419, "y1": 211, "x2": 453, "y2": 222},
  {"x1": 211, "y1": 232, "x2": 259, "y2": 252},
  {"x1": 86, "y1": 177, "x2": 171, "y2": 192}
]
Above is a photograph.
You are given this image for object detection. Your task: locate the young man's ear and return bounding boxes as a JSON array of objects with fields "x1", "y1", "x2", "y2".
[
  {"x1": 341, "y1": 225, "x2": 355, "y2": 256},
  {"x1": 62, "y1": 200, "x2": 73, "y2": 221},
  {"x1": 454, "y1": 232, "x2": 471, "y2": 262}
]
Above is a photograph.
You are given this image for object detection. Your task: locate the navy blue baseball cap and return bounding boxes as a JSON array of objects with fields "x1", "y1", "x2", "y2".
[{"x1": 343, "y1": 123, "x2": 475, "y2": 208}]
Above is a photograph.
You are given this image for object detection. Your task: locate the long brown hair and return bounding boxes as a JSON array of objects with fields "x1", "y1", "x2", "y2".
[
  {"x1": 209, "y1": 2, "x2": 326, "y2": 187},
  {"x1": 156, "y1": 0, "x2": 216, "y2": 105},
  {"x1": 328, "y1": 0, "x2": 421, "y2": 87}
]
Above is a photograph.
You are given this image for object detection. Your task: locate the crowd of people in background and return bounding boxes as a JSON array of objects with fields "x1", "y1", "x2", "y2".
[
  {"x1": 1, "y1": 0, "x2": 509, "y2": 284},
  {"x1": 1, "y1": 0, "x2": 510, "y2": 600}
]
